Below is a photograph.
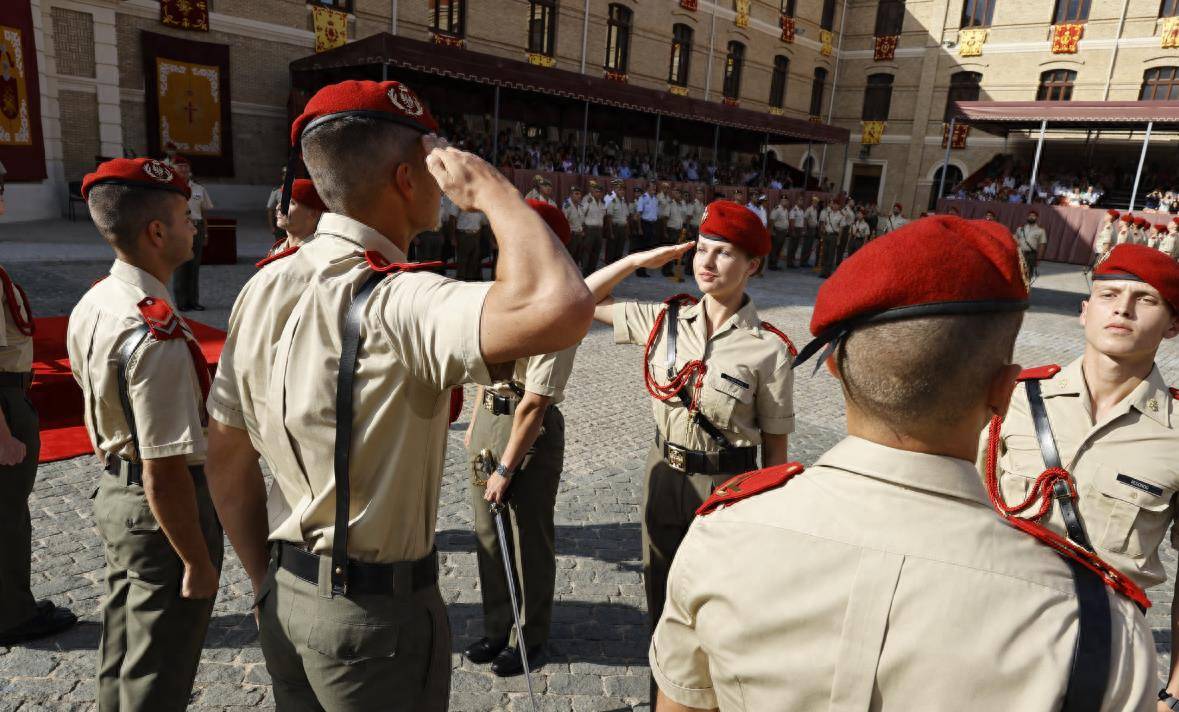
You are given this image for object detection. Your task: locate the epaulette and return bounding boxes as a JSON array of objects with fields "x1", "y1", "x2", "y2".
[
  {"x1": 255, "y1": 245, "x2": 299, "y2": 269},
  {"x1": 760, "y1": 321, "x2": 798, "y2": 358},
  {"x1": 696, "y1": 462, "x2": 804, "y2": 516},
  {"x1": 662, "y1": 293, "x2": 698, "y2": 306},
  {"x1": 1170, "y1": 387, "x2": 1179, "y2": 401},
  {"x1": 137, "y1": 297, "x2": 183, "y2": 340},
  {"x1": 1016, "y1": 364, "x2": 1061, "y2": 381},
  {"x1": 364, "y1": 250, "x2": 445, "y2": 274}
]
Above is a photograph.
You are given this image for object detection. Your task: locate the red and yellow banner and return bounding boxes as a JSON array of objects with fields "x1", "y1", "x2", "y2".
[
  {"x1": 0, "y1": 25, "x2": 31, "y2": 147},
  {"x1": 941, "y1": 122, "x2": 970, "y2": 149},
  {"x1": 160, "y1": 0, "x2": 209, "y2": 32},
  {"x1": 820, "y1": 30, "x2": 833, "y2": 57},
  {"x1": 679, "y1": 0, "x2": 698, "y2": 10},
  {"x1": 1051, "y1": 23, "x2": 1083, "y2": 54},
  {"x1": 780, "y1": 15, "x2": 795, "y2": 43},
  {"x1": 734, "y1": 0, "x2": 750, "y2": 29},
  {"x1": 0, "y1": 2, "x2": 45, "y2": 180},
  {"x1": 958, "y1": 28, "x2": 987, "y2": 56},
  {"x1": 861, "y1": 121, "x2": 885, "y2": 146},
  {"x1": 873, "y1": 35, "x2": 898, "y2": 61},
  {"x1": 1162, "y1": 17, "x2": 1179, "y2": 49},
  {"x1": 312, "y1": 6, "x2": 348, "y2": 53}
]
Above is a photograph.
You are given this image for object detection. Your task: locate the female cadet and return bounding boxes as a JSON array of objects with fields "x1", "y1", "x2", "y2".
[{"x1": 585, "y1": 200, "x2": 797, "y2": 652}]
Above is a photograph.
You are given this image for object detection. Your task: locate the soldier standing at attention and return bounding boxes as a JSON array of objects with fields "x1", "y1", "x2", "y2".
[
  {"x1": 464, "y1": 200, "x2": 577, "y2": 678},
  {"x1": 878, "y1": 202, "x2": 907, "y2": 236},
  {"x1": 848, "y1": 208, "x2": 871, "y2": 256},
  {"x1": 604, "y1": 178, "x2": 630, "y2": 264},
  {"x1": 171, "y1": 158, "x2": 213, "y2": 312},
  {"x1": 984, "y1": 242, "x2": 1179, "y2": 710},
  {"x1": 686, "y1": 188, "x2": 706, "y2": 242},
  {"x1": 202, "y1": 80, "x2": 593, "y2": 711},
  {"x1": 585, "y1": 201, "x2": 797, "y2": 700},
  {"x1": 663, "y1": 189, "x2": 687, "y2": 277},
  {"x1": 1163, "y1": 218, "x2": 1179, "y2": 261},
  {"x1": 1088, "y1": 209, "x2": 1119, "y2": 272},
  {"x1": 69, "y1": 158, "x2": 223, "y2": 710},
  {"x1": 0, "y1": 254, "x2": 78, "y2": 646},
  {"x1": 818, "y1": 199, "x2": 844, "y2": 278},
  {"x1": 652, "y1": 216, "x2": 1156, "y2": 712},
  {"x1": 581, "y1": 181, "x2": 607, "y2": 275},
  {"x1": 656, "y1": 181, "x2": 672, "y2": 247},
  {"x1": 524, "y1": 174, "x2": 547, "y2": 203},
  {"x1": 768, "y1": 195, "x2": 790, "y2": 271},
  {"x1": 1015, "y1": 210, "x2": 1048, "y2": 278},
  {"x1": 1115, "y1": 213, "x2": 1135, "y2": 247},
  {"x1": 455, "y1": 206, "x2": 488, "y2": 281},
  {"x1": 564, "y1": 186, "x2": 587, "y2": 268},
  {"x1": 837, "y1": 198, "x2": 856, "y2": 265},
  {"x1": 268, "y1": 178, "x2": 327, "y2": 257},
  {"x1": 634, "y1": 183, "x2": 660, "y2": 278},
  {"x1": 786, "y1": 199, "x2": 805, "y2": 269},
  {"x1": 412, "y1": 190, "x2": 456, "y2": 270},
  {"x1": 801, "y1": 196, "x2": 819, "y2": 268}
]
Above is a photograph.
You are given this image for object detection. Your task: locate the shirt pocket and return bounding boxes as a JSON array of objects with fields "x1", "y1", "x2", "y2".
[
  {"x1": 1086, "y1": 465, "x2": 1174, "y2": 558},
  {"x1": 996, "y1": 435, "x2": 1045, "y2": 507},
  {"x1": 699, "y1": 371, "x2": 754, "y2": 433}
]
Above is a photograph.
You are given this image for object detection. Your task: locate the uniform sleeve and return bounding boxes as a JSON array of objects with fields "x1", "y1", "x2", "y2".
[
  {"x1": 206, "y1": 288, "x2": 248, "y2": 429},
  {"x1": 756, "y1": 357, "x2": 796, "y2": 435},
  {"x1": 1099, "y1": 594, "x2": 1158, "y2": 712},
  {"x1": 649, "y1": 527, "x2": 718, "y2": 710},
  {"x1": 522, "y1": 345, "x2": 577, "y2": 399},
  {"x1": 128, "y1": 337, "x2": 207, "y2": 460},
  {"x1": 376, "y1": 272, "x2": 493, "y2": 390},
  {"x1": 613, "y1": 301, "x2": 661, "y2": 347}
]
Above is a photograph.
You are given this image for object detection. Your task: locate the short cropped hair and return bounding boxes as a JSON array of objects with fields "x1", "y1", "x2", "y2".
[
  {"x1": 86, "y1": 184, "x2": 179, "y2": 255},
  {"x1": 301, "y1": 116, "x2": 421, "y2": 214},
  {"x1": 836, "y1": 311, "x2": 1023, "y2": 426}
]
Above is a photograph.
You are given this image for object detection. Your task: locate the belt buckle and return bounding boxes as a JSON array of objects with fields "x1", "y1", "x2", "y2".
[
  {"x1": 482, "y1": 391, "x2": 497, "y2": 414},
  {"x1": 666, "y1": 444, "x2": 687, "y2": 472}
]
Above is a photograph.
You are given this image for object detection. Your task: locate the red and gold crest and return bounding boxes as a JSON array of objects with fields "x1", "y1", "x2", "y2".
[
  {"x1": 780, "y1": 14, "x2": 795, "y2": 43},
  {"x1": 160, "y1": 0, "x2": 209, "y2": 32},
  {"x1": 0, "y1": 25, "x2": 30, "y2": 146},
  {"x1": 312, "y1": 6, "x2": 348, "y2": 53},
  {"x1": 679, "y1": 0, "x2": 698, "y2": 10},
  {"x1": 873, "y1": 35, "x2": 898, "y2": 61},
  {"x1": 941, "y1": 122, "x2": 970, "y2": 149},
  {"x1": 1050, "y1": 23, "x2": 1083, "y2": 54}
]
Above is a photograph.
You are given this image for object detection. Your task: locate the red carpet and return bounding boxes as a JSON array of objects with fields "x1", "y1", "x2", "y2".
[{"x1": 30, "y1": 316, "x2": 225, "y2": 463}]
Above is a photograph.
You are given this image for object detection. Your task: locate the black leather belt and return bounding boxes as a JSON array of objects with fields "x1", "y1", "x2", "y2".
[
  {"x1": 275, "y1": 541, "x2": 438, "y2": 596},
  {"x1": 656, "y1": 433, "x2": 757, "y2": 475},
  {"x1": 103, "y1": 459, "x2": 205, "y2": 487},
  {"x1": 0, "y1": 371, "x2": 32, "y2": 389},
  {"x1": 482, "y1": 387, "x2": 522, "y2": 416}
]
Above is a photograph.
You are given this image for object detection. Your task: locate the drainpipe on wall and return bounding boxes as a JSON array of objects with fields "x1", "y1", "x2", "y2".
[
  {"x1": 704, "y1": 3, "x2": 718, "y2": 101},
  {"x1": 580, "y1": 0, "x2": 591, "y2": 74},
  {"x1": 1103, "y1": 0, "x2": 1130, "y2": 100},
  {"x1": 817, "y1": 0, "x2": 850, "y2": 191},
  {"x1": 390, "y1": 0, "x2": 398, "y2": 35}
]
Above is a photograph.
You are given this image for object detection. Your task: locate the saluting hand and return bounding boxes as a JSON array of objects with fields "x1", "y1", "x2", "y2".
[
  {"x1": 0, "y1": 433, "x2": 26, "y2": 466},
  {"x1": 423, "y1": 135, "x2": 515, "y2": 213},
  {"x1": 631, "y1": 243, "x2": 693, "y2": 270}
]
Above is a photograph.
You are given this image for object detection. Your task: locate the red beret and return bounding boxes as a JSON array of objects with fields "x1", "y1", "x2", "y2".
[
  {"x1": 1173, "y1": 216, "x2": 1179, "y2": 226},
  {"x1": 1135, "y1": 217, "x2": 1150, "y2": 228},
  {"x1": 1107, "y1": 209, "x2": 1120, "y2": 219},
  {"x1": 1120, "y1": 213, "x2": 1134, "y2": 223},
  {"x1": 1027, "y1": 209, "x2": 1039, "y2": 217},
  {"x1": 1155, "y1": 224, "x2": 1168, "y2": 233},
  {"x1": 1094, "y1": 244, "x2": 1179, "y2": 312},
  {"x1": 893, "y1": 203, "x2": 902, "y2": 211},
  {"x1": 290, "y1": 80, "x2": 437, "y2": 148},
  {"x1": 699, "y1": 200, "x2": 771, "y2": 256},
  {"x1": 794, "y1": 216, "x2": 1028, "y2": 368},
  {"x1": 290, "y1": 178, "x2": 327, "y2": 213},
  {"x1": 82, "y1": 158, "x2": 190, "y2": 200},
  {"x1": 527, "y1": 198, "x2": 571, "y2": 246}
]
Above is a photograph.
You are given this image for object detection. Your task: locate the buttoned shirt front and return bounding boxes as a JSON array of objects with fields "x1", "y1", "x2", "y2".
[
  {"x1": 667, "y1": 202, "x2": 686, "y2": 231},
  {"x1": 637, "y1": 194, "x2": 659, "y2": 222},
  {"x1": 851, "y1": 219, "x2": 871, "y2": 239},
  {"x1": 880, "y1": 214, "x2": 907, "y2": 234},
  {"x1": 564, "y1": 200, "x2": 587, "y2": 232},
  {"x1": 1015, "y1": 224, "x2": 1048, "y2": 253},
  {"x1": 769, "y1": 205, "x2": 791, "y2": 231},
  {"x1": 804, "y1": 205, "x2": 819, "y2": 228},
  {"x1": 657, "y1": 192, "x2": 670, "y2": 219},
  {"x1": 987, "y1": 356, "x2": 1179, "y2": 590},
  {"x1": 0, "y1": 265, "x2": 33, "y2": 372},
  {"x1": 819, "y1": 207, "x2": 843, "y2": 234},
  {"x1": 614, "y1": 298, "x2": 795, "y2": 450},
  {"x1": 687, "y1": 200, "x2": 705, "y2": 227},
  {"x1": 208, "y1": 213, "x2": 492, "y2": 563},
  {"x1": 67, "y1": 260, "x2": 207, "y2": 464},
  {"x1": 583, "y1": 196, "x2": 607, "y2": 228},
  {"x1": 652, "y1": 436, "x2": 1155, "y2": 711},
  {"x1": 789, "y1": 206, "x2": 805, "y2": 228},
  {"x1": 606, "y1": 195, "x2": 629, "y2": 224},
  {"x1": 1095, "y1": 222, "x2": 1116, "y2": 253}
]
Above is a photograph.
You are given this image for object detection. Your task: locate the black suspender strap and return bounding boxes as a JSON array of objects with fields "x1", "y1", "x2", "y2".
[
  {"x1": 1025, "y1": 379, "x2": 1094, "y2": 551},
  {"x1": 330, "y1": 273, "x2": 384, "y2": 596},
  {"x1": 1061, "y1": 557, "x2": 1111, "y2": 712},
  {"x1": 665, "y1": 301, "x2": 734, "y2": 452},
  {"x1": 115, "y1": 325, "x2": 152, "y2": 463}
]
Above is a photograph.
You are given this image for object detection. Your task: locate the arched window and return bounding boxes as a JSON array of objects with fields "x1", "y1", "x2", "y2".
[
  {"x1": 1036, "y1": 69, "x2": 1076, "y2": 101},
  {"x1": 1141, "y1": 66, "x2": 1179, "y2": 100},
  {"x1": 820, "y1": 0, "x2": 837, "y2": 30},
  {"x1": 1163, "y1": 0, "x2": 1179, "y2": 18},
  {"x1": 722, "y1": 41, "x2": 745, "y2": 100},
  {"x1": 810, "y1": 67, "x2": 828, "y2": 118},
  {"x1": 862, "y1": 74, "x2": 894, "y2": 121},
  {"x1": 528, "y1": 0, "x2": 558, "y2": 56},
  {"x1": 929, "y1": 164, "x2": 965, "y2": 209},
  {"x1": 604, "y1": 4, "x2": 632, "y2": 72},
  {"x1": 668, "y1": 23, "x2": 693, "y2": 86},
  {"x1": 1052, "y1": 0, "x2": 1090, "y2": 23},
  {"x1": 430, "y1": 0, "x2": 465, "y2": 37},
  {"x1": 769, "y1": 56, "x2": 789, "y2": 108},
  {"x1": 961, "y1": 0, "x2": 996, "y2": 27},
  {"x1": 874, "y1": 0, "x2": 905, "y2": 36},
  {"x1": 944, "y1": 70, "x2": 982, "y2": 120}
]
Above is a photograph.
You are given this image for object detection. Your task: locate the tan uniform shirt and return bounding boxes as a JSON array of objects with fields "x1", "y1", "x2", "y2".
[
  {"x1": 769, "y1": 205, "x2": 791, "y2": 231},
  {"x1": 666, "y1": 201, "x2": 686, "y2": 231},
  {"x1": 657, "y1": 192, "x2": 670, "y2": 219},
  {"x1": 67, "y1": 260, "x2": 207, "y2": 464},
  {"x1": 1015, "y1": 224, "x2": 1048, "y2": 253},
  {"x1": 563, "y1": 200, "x2": 587, "y2": 233},
  {"x1": 1115, "y1": 227, "x2": 1133, "y2": 246},
  {"x1": 455, "y1": 209, "x2": 486, "y2": 234},
  {"x1": 582, "y1": 196, "x2": 606, "y2": 228},
  {"x1": 879, "y1": 213, "x2": 907, "y2": 235},
  {"x1": 0, "y1": 266, "x2": 33, "y2": 372},
  {"x1": 208, "y1": 213, "x2": 492, "y2": 563},
  {"x1": 1161, "y1": 230, "x2": 1179, "y2": 258},
  {"x1": 1095, "y1": 222, "x2": 1115, "y2": 254},
  {"x1": 819, "y1": 207, "x2": 843, "y2": 235},
  {"x1": 851, "y1": 218, "x2": 871, "y2": 240},
  {"x1": 804, "y1": 205, "x2": 819, "y2": 228},
  {"x1": 606, "y1": 194, "x2": 629, "y2": 225},
  {"x1": 489, "y1": 345, "x2": 577, "y2": 407},
  {"x1": 988, "y1": 356, "x2": 1179, "y2": 590},
  {"x1": 687, "y1": 199, "x2": 705, "y2": 227},
  {"x1": 652, "y1": 436, "x2": 1156, "y2": 711},
  {"x1": 614, "y1": 298, "x2": 795, "y2": 450},
  {"x1": 789, "y1": 206, "x2": 805, "y2": 229}
]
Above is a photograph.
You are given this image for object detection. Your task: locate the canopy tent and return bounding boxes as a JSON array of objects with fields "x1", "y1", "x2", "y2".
[{"x1": 941, "y1": 100, "x2": 1179, "y2": 211}]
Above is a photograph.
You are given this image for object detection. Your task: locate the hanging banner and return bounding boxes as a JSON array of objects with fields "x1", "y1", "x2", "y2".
[
  {"x1": 873, "y1": 35, "x2": 898, "y2": 61},
  {"x1": 1050, "y1": 23, "x2": 1083, "y2": 54},
  {"x1": 160, "y1": 0, "x2": 209, "y2": 32},
  {"x1": 141, "y1": 30, "x2": 233, "y2": 176},
  {"x1": 734, "y1": 0, "x2": 750, "y2": 29},
  {"x1": 861, "y1": 121, "x2": 885, "y2": 145},
  {"x1": 1162, "y1": 17, "x2": 1179, "y2": 49},
  {"x1": 679, "y1": 0, "x2": 698, "y2": 10},
  {"x1": 958, "y1": 28, "x2": 987, "y2": 56},
  {"x1": 941, "y1": 122, "x2": 970, "y2": 149},
  {"x1": 780, "y1": 15, "x2": 795, "y2": 43},
  {"x1": 313, "y1": 6, "x2": 348, "y2": 53},
  {"x1": 0, "y1": 1, "x2": 44, "y2": 181},
  {"x1": 820, "y1": 30, "x2": 834, "y2": 57}
]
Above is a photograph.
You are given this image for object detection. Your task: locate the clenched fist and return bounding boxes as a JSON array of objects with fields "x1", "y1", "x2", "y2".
[{"x1": 423, "y1": 134, "x2": 515, "y2": 213}]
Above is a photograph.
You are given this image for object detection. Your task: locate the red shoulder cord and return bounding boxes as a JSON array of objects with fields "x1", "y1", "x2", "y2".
[
  {"x1": 643, "y1": 294, "x2": 708, "y2": 413},
  {"x1": 0, "y1": 266, "x2": 34, "y2": 336},
  {"x1": 759, "y1": 321, "x2": 798, "y2": 358},
  {"x1": 983, "y1": 415, "x2": 1150, "y2": 610}
]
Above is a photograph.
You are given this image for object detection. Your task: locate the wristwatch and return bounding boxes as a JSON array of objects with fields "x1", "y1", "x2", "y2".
[
  {"x1": 1160, "y1": 688, "x2": 1179, "y2": 710},
  {"x1": 494, "y1": 463, "x2": 513, "y2": 479}
]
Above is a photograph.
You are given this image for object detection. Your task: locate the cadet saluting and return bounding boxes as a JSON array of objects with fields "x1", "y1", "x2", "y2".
[
  {"x1": 202, "y1": 80, "x2": 593, "y2": 711},
  {"x1": 584, "y1": 200, "x2": 797, "y2": 695},
  {"x1": 651, "y1": 216, "x2": 1155, "y2": 712}
]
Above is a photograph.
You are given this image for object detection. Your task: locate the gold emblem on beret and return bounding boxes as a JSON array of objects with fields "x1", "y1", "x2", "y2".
[{"x1": 142, "y1": 160, "x2": 174, "y2": 183}]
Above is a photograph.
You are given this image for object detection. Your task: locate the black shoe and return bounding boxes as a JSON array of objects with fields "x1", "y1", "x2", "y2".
[
  {"x1": 464, "y1": 637, "x2": 508, "y2": 664},
  {"x1": 490, "y1": 644, "x2": 546, "y2": 677},
  {"x1": 0, "y1": 602, "x2": 77, "y2": 645},
  {"x1": 192, "y1": 304, "x2": 206, "y2": 311}
]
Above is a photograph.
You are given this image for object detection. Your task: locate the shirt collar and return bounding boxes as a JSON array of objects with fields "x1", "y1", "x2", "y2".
[
  {"x1": 679, "y1": 297, "x2": 761, "y2": 335},
  {"x1": 1043, "y1": 355, "x2": 1172, "y2": 428},
  {"x1": 815, "y1": 436, "x2": 990, "y2": 506},
  {"x1": 109, "y1": 259, "x2": 172, "y2": 305},
  {"x1": 312, "y1": 213, "x2": 407, "y2": 263}
]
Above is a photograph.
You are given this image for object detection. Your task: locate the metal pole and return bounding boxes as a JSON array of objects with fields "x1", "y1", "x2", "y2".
[
  {"x1": 390, "y1": 0, "x2": 398, "y2": 34},
  {"x1": 805, "y1": 140, "x2": 812, "y2": 187},
  {"x1": 712, "y1": 124, "x2": 720, "y2": 161},
  {"x1": 653, "y1": 114, "x2": 661, "y2": 179},
  {"x1": 937, "y1": 116, "x2": 955, "y2": 202},
  {"x1": 1129, "y1": 120, "x2": 1153, "y2": 212},
  {"x1": 760, "y1": 132, "x2": 769, "y2": 185},
  {"x1": 704, "y1": 4, "x2": 718, "y2": 101},
  {"x1": 381, "y1": 63, "x2": 388, "y2": 81},
  {"x1": 840, "y1": 139, "x2": 849, "y2": 194},
  {"x1": 581, "y1": 100, "x2": 589, "y2": 168},
  {"x1": 1027, "y1": 119, "x2": 1047, "y2": 204},
  {"x1": 492, "y1": 85, "x2": 500, "y2": 166},
  {"x1": 817, "y1": 148, "x2": 826, "y2": 193},
  {"x1": 579, "y1": 0, "x2": 590, "y2": 74}
]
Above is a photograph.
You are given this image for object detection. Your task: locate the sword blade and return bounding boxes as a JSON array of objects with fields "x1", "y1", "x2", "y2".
[{"x1": 492, "y1": 505, "x2": 540, "y2": 712}]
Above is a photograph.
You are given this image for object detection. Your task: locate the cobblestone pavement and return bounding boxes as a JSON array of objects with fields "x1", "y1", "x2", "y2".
[{"x1": 1, "y1": 214, "x2": 1176, "y2": 711}]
